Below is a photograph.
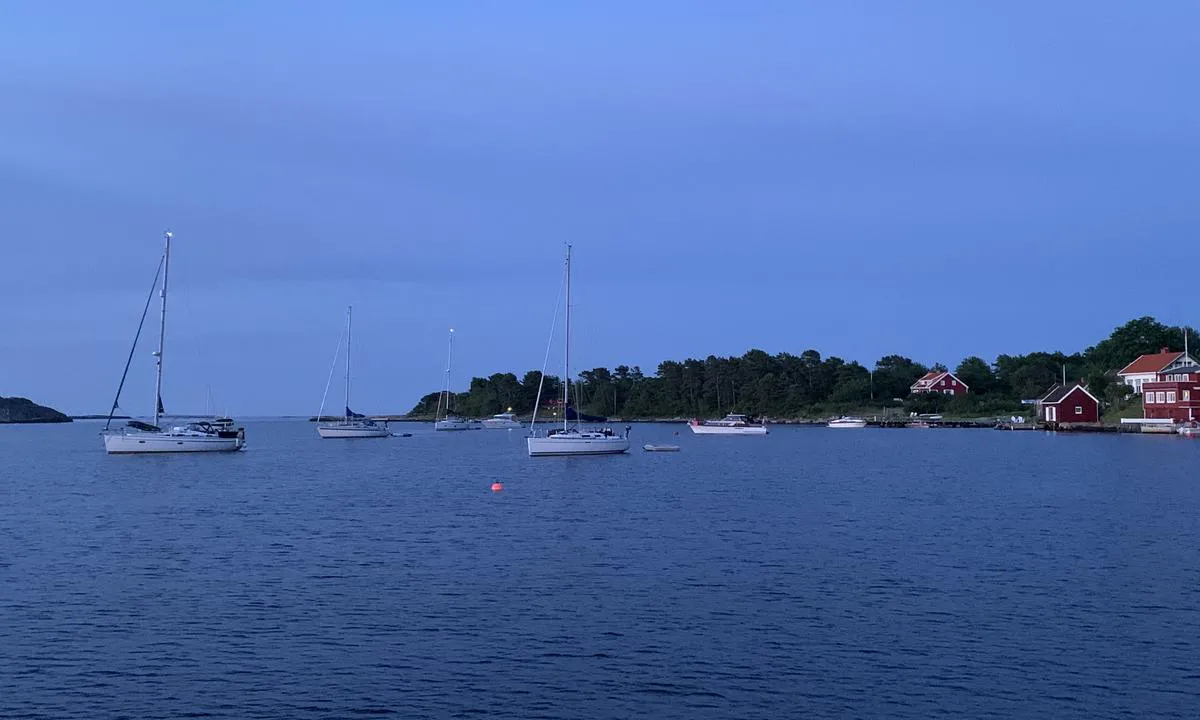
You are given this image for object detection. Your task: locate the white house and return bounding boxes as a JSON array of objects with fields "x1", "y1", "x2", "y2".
[{"x1": 1117, "y1": 349, "x2": 1199, "y2": 394}]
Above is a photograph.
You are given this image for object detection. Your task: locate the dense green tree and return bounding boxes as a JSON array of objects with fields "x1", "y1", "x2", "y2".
[
  {"x1": 873, "y1": 355, "x2": 928, "y2": 401},
  {"x1": 405, "y1": 316, "x2": 1187, "y2": 420},
  {"x1": 954, "y1": 356, "x2": 996, "y2": 395},
  {"x1": 1084, "y1": 317, "x2": 1180, "y2": 373}
]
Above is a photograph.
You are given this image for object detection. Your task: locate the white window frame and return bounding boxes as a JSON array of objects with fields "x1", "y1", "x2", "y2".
[
  {"x1": 1167, "y1": 391, "x2": 1177, "y2": 403},
  {"x1": 1184, "y1": 390, "x2": 1191, "y2": 402},
  {"x1": 1157, "y1": 391, "x2": 1167, "y2": 403},
  {"x1": 1075, "y1": 406, "x2": 1083, "y2": 415},
  {"x1": 1147, "y1": 393, "x2": 1156, "y2": 404}
]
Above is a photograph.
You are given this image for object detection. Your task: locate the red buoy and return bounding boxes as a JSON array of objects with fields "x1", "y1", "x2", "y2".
[{"x1": 491, "y1": 482, "x2": 504, "y2": 492}]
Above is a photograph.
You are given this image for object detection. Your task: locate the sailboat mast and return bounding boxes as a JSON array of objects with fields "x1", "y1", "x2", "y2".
[
  {"x1": 345, "y1": 305, "x2": 352, "y2": 418},
  {"x1": 563, "y1": 245, "x2": 571, "y2": 432},
  {"x1": 446, "y1": 328, "x2": 455, "y2": 413},
  {"x1": 153, "y1": 231, "x2": 171, "y2": 428}
]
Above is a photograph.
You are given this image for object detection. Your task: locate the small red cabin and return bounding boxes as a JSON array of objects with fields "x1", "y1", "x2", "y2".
[
  {"x1": 910, "y1": 370, "x2": 969, "y2": 397},
  {"x1": 1037, "y1": 384, "x2": 1100, "y2": 424}
]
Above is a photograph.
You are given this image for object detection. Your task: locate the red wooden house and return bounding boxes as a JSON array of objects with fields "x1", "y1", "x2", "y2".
[
  {"x1": 1141, "y1": 367, "x2": 1200, "y2": 423},
  {"x1": 1037, "y1": 384, "x2": 1100, "y2": 424},
  {"x1": 910, "y1": 370, "x2": 969, "y2": 397}
]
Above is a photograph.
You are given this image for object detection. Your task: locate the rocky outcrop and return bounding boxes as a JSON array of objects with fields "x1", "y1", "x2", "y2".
[{"x1": 0, "y1": 397, "x2": 72, "y2": 424}]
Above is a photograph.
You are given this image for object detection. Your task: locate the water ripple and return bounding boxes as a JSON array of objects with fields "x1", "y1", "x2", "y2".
[{"x1": 2, "y1": 421, "x2": 1199, "y2": 718}]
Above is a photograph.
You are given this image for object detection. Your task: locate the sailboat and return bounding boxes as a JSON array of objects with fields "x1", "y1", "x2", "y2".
[
  {"x1": 527, "y1": 246, "x2": 630, "y2": 457},
  {"x1": 317, "y1": 306, "x2": 390, "y2": 438},
  {"x1": 101, "y1": 231, "x2": 246, "y2": 453},
  {"x1": 434, "y1": 328, "x2": 471, "y2": 431}
]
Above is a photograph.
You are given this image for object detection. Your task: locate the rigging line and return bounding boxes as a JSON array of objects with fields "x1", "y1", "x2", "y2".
[
  {"x1": 529, "y1": 264, "x2": 567, "y2": 433},
  {"x1": 316, "y1": 321, "x2": 346, "y2": 423},
  {"x1": 106, "y1": 255, "x2": 165, "y2": 431}
]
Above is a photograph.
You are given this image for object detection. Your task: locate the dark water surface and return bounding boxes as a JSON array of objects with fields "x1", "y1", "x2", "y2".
[{"x1": 2, "y1": 420, "x2": 1199, "y2": 718}]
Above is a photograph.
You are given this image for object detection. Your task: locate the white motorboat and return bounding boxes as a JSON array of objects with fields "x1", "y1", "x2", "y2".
[
  {"x1": 316, "y1": 306, "x2": 390, "y2": 439},
  {"x1": 101, "y1": 231, "x2": 246, "y2": 454},
  {"x1": 526, "y1": 246, "x2": 629, "y2": 457},
  {"x1": 482, "y1": 411, "x2": 522, "y2": 429},
  {"x1": 1178, "y1": 421, "x2": 1200, "y2": 437},
  {"x1": 434, "y1": 328, "x2": 472, "y2": 431},
  {"x1": 827, "y1": 416, "x2": 868, "y2": 428},
  {"x1": 688, "y1": 414, "x2": 768, "y2": 435}
]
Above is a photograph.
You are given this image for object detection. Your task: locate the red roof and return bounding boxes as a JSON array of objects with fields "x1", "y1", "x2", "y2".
[
  {"x1": 1117, "y1": 351, "x2": 1183, "y2": 376},
  {"x1": 914, "y1": 371, "x2": 941, "y2": 384}
]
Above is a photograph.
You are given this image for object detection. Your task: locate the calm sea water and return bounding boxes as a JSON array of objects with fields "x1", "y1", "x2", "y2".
[{"x1": 2, "y1": 420, "x2": 1198, "y2": 719}]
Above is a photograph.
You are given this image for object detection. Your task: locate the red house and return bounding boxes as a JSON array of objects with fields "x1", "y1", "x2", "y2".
[
  {"x1": 910, "y1": 370, "x2": 969, "y2": 397},
  {"x1": 1037, "y1": 384, "x2": 1100, "y2": 424},
  {"x1": 1141, "y1": 367, "x2": 1200, "y2": 423}
]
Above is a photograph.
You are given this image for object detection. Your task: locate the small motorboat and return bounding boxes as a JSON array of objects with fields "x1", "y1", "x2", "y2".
[
  {"x1": 643, "y1": 443, "x2": 680, "y2": 452},
  {"x1": 688, "y1": 413, "x2": 768, "y2": 435},
  {"x1": 827, "y1": 416, "x2": 868, "y2": 429}
]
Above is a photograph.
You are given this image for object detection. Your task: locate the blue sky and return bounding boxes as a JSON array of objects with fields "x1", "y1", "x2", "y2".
[{"x1": 1, "y1": 1, "x2": 1197, "y2": 415}]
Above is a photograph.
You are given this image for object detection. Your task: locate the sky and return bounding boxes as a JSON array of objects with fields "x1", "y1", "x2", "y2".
[{"x1": 1, "y1": 1, "x2": 1198, "y2": 416}]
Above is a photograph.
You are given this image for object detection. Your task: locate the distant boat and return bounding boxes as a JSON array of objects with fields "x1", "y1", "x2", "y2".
[
  {"x1": 526, "y1": 246, "x2": 630, "y2": 457},
  {"x1": 434, "y1": 328, "x2": 471, "y2": 431},
  {"x1": 688, "y1": 414, "x2": 768, "y2": 435},
  {"x1": 1178, "y1": 421, "x2": 1200, "y2": 437},
  {"x1": 905, "y1": 420, "x2": 932, "y2": 429},
  {"x1": 643, "y1": 443, "x2": 680, "y2": 452},
  {"x1": 482, "y1": 411, "x2": 522, "y2": 429},
  {"x1": 317, "y1": 306, "x2": 390, "y2": 439},
  {"x1": 101, "y1": 231, "x2": 246, "y2": 454},
  {"x1": 827, "y1": 416, "x2": 868, "y2": 429}
]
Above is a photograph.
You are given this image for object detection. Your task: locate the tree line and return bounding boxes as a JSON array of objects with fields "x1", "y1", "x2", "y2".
[{"x1": 408, "y1": 317, "x2": 1191, "y2": 419}]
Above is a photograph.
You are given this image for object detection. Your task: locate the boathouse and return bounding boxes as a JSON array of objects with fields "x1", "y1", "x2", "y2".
[{"x1": 1037, "y1": 384, "x2": 1100, "y2": 424}]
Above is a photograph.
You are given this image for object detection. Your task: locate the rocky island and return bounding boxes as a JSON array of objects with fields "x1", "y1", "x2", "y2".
[{"x1": 0, "y1": 396, "x2": 72, "y2": 424}]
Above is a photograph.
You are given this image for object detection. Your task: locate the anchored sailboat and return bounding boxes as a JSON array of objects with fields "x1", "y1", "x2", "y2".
[
  {"x1": 434, "y1": 328, "x2": 470, "y2": 431},
  {"x1": 102, "y1": 231, "x2": 246, "y2": 454},
  {"x1": 526, "y1": 246, "x2": 630, "y2": 457},
  {"x1": 317, "y1": 306, "x2": 390, "y2": 438}
]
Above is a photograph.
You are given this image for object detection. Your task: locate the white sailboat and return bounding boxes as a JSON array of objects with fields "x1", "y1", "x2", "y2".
[
  {"x1": 102, "y1": 231, "x2": 246, "y2": 454},
  {"x1": 434, "y1": 328, "x2": 471, "y2": 431},
  {"x1": 527, "y1": 245, "x2": 630, "y2": 457},
  {"x1": 317, "y1": 306, "x2": 390, "y2": 439}
]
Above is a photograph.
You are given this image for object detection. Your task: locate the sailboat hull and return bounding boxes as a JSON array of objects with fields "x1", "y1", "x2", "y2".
[
  {"x1": 103, "y1": 431, "x2": 244, "y2": 454},
  {"x1": 435, "y1": 420, "x2": 471, "y2": 431},
  {"x1": 527, "y1": 434, "x2": 630, "y2": 457},
  {"x1": 317, "y1": 423, "x2": 390, "y2": 438}
]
